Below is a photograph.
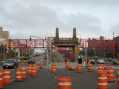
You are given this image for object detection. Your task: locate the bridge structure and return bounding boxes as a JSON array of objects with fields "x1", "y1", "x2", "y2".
[
  {"x1": 6, "y1": 36, "x2": 49, "y2": 61},
  {"x1": 6, "y1": 28, "x2": 90, "y2": 62},
  {"x1": 7, "y1": 38, "x2": 47, "y2": 48},
  {"x1": 52, "y1": 27, "x2": 80, "y2": 61}
]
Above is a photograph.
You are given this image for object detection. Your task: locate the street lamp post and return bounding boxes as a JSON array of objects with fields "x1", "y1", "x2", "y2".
[
  {"x1": 46, "y1": 38, "x2": 50, "y2": 65},
  {"x1": 29, "y1": 35, "x2": 33, "y2": 60}
]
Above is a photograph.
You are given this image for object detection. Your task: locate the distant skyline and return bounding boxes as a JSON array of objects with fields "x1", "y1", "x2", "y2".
[{"x1": 0, "y1": 0, "x2": 119, "y2": 38}]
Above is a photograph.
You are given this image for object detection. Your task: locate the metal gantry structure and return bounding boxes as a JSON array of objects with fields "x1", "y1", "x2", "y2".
[
  {"x1": 6, "y1": 28, "x2": 89, "y2": 62},
  {"x1": 52, "y1": 27, "x2": 80, "y2": 61},
  {"x1": 7, "y1": 36, "x2": 54, "y2": 64}
]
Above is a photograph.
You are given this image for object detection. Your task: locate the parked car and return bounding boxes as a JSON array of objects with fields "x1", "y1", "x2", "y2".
[
  {"x1": 2, "y1": 60, "x2": 18, "y2": 69},
  {"x1": 90, "y1": 59, "x2": 96, "y2": 64},
  {"x1": 112, "y1": 59, "x2": 119, "y2": 65},
  {"x1": 108, "y1": 58, "x2": 112, "y2": 62},
  {"x1": 96, "y1": 59, "x2": 105, "y2": 64},
  {"x1": 28, "y1": 60, "x2": 35, "y2": 64}
]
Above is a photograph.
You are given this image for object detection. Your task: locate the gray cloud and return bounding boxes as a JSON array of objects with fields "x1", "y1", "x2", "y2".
[
  {"x1": 0, "y1": 0, "x2": 119, "y2": 38},
  {"x1": 44, "y1": 0, "x2": 119, "y2": 7},
  {"x1": 57, "y1": 13, "x2": 102, "y2": 38},
  {"x1": 0, "y1": 0, "x2": 62, "y2": 35}
]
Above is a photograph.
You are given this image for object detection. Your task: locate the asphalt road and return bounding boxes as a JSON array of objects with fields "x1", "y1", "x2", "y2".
[{"x1": 5, "y1": 68, "x2": 116, "y2": 89}]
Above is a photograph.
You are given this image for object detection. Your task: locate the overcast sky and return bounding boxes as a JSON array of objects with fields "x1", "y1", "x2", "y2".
[{"x1": 0, "y1": 0, "x2": 119, "y2": 38}]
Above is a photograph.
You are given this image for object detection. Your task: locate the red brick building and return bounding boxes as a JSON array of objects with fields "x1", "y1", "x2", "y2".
[
  {"x1": 114, "y1": 36, "x2": 119, "y2": 57},
  {"x1": 87, "y1": 36, "x2": 116, "y2": 57}
]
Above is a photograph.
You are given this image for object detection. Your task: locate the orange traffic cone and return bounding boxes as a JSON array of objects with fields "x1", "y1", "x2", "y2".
[
  {"x1": 57, "y1": 76, "x2": 72, "y2": 89},
  {"x1": 97, "y1": 71, "x2": 108, "y2": 89},
  {"x1": 3, "y1": 69, "x2": 12, "y2": 86},
  {"x1": 51, "y1": 64, "x2": 57, "y2": 73},
  {"x1": 0, "y1": 70, "x2": 4, "y2": 89},
  {"x1": 75, "y1": 64, "x2": 82, "y2": 73}
]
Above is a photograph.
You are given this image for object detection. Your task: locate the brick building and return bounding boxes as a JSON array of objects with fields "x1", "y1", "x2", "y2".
[
  {"x1": 0, "y1": 27, "x2": 9, "y2": 45},
  {"x1": 0, "y1": 27, "x2": 9, "y2": 59},
  {"x1": 114, "y1": 36, "x2": 119, "y2": 57},
  {"x1": 87, "y1": 36, "x2": 116, "y2": 58}
]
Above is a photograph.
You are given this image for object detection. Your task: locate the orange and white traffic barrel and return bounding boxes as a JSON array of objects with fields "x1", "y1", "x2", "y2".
[
  {"x1": 75, "y1": 64, "x2": 82, "y2": 73},
  {"x1": 97, "y1": 70, "x2": 107, "y2": 77},
  {"x1": 88, "y1": 63, "x2": 93, "y2": 72},
  {"x1": 16, "y1": 67, "x2": 26, "y2": 81},
  {"x1": 30, "y1": 67, "x2": 37, "y2": 77},
  {"x1": 28, "y1": 64, "x2": 32, "y2": 75},
  {"x1": 106, "y1": 67, "x2": 115, "y2": 82},
  {"x1": 20, "y1": 67, "x2": 27, "y2": 80},
  {"x1": 0, "y1": 70, "x2": 4, "y2": 89},
  {"x1": 115, "y1": 69, "x2": 119, "y2": 89},
  {"x1": 28, "y1": 64, "x2": 38, "y2": 77},
  {"x1": 3, "y1": 69, "x2": 12, "y2": 86},
  {"x1": 51, "y1": 64, "x2": 57, "y2": 73},
  {"x1": 97, "y1": 64, "x2": 106, "y2": 76},
  {"x1": 98, "y1": 64, "x2": 105, "y2": 70},
  {"x1": 97, "y1": 72, "x2": 108, "y2": 89},
  {"x1": 57, "y1": 76, "x2": 72, "y2": 89}
]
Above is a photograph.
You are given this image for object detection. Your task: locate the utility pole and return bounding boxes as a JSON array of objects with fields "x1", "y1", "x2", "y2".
[
  {"x1": 84, "y1": 40, "x2": 88, "y2": 59},
  {"x1": 113, "y1": 32, "x2": 115, "y2": 39},
  {"x1": 112, "y1": 32, "x2": 115, "y2": 58}
]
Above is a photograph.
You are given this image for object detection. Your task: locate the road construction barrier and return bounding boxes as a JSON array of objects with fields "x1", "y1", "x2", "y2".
[
  {"x1": 97, "y1": 70, "x2": 106, "y2": 77},
  {"x1": 88, "y1": 63, "x2": 93, "y2": 72},
  {"x1": 28, "y1": 64, "x2": 38, "y2": 77},
  {"x1": 106, "y1": 66, "x2": 115, "y2": 82},
  {"x1": 28, "y1": 64, "x2": 32, "y2": 75},
  {"x1": 51, "y1": 64, "x2": 57, "y2": 73},
  {"x1": 30, "y1": 67, "x2": 37, "y2": 77},
  {"x1": 57, "y1": 76, "x2": 72, "y2": 89},
  {"x1": 3, "y1": 69, "x2": 12, "y2": 86},
  {"x1": 16, "y1": 67, "x2": 26, "y2": 81},
  {"x1": 21, "y1": 67, "x2": 27, "y2": 80},
  {"x1": 75, "y1": 64, "x2": 82, "y2": 73},
  {"x1": 0, "y1": 70, "x2": 4, "y2": 89},
  {"x1": 98, "y1": 64, "x2": 105, "y2": 70},
  {"x1": 115, "y1": 69, "x2": 119, "y2": 89},
  {"x1": 97, "y1": 71, "x2": 108, "y2": 89},
  {"x1": 97, "y1": 64, "x2": 105, "y2": 76}
]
